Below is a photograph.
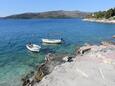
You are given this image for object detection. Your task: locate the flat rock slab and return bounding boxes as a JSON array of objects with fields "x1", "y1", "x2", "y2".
[{"x1": 34, "y1": 45, "x2": 115, "y2": 86}]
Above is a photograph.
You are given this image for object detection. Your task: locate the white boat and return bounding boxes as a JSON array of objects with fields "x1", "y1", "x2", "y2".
[
  {"x1": 26, "y1": 44, "x2": 41, "y2": 52},
  {"x1": 42, "y1": 38, "x2": 62, "y2": 44}
]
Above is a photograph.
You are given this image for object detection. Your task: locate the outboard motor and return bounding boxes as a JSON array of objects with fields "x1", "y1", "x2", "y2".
[{"x1": 61, "y1": 38, "x2": 64, "y2": 43}]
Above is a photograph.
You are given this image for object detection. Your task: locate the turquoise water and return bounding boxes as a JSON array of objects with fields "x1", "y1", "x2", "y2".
[{"x1": 0, "y1": 19, "x2": 115, "y2": 86}]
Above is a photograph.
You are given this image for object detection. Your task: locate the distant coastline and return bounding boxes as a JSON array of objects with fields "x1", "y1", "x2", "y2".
[
  {"x1": 83, "y1": 8, "x2": 115, "y2": 24},
  {"x1": 2, "y1": 10, "x2": 90, "y2": 19},
  {"x1": 83, "y1": 18, "x2": 115, "y2": 24}
]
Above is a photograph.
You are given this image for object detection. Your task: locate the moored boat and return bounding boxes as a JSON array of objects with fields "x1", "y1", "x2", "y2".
[
  {"x1": 26, "y1": 44, "x2": 41, "y2": 52},
  {"x1": 42, "y1": 38, "x2": 62, "y2": 44}
]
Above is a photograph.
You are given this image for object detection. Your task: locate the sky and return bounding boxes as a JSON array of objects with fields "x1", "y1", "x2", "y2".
[{"x1": 0, "y1": 0, "x2": 115, "y2": 17}]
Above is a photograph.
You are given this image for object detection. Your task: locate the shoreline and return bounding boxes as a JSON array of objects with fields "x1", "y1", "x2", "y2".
[
  {"x1": 36, "y1": 42, "x2": 115, "y2": 86},
  {"x1": 23, "y1": 41, "x2": 115, "y2": 86},
  {"x1": 82, "y1": 18, "x2": 115, "y2": 24},
  {"x1": 22, "y1": 53, "x2": 75, "y2": 86}
]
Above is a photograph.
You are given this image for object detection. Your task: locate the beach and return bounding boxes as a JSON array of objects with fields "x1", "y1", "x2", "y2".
[
  {"x1": 83, "y1": 18, "x2": 115, "y2": 24},
  {"x1": 31, "y1": 42, "x2": 115, "y2": 86}
]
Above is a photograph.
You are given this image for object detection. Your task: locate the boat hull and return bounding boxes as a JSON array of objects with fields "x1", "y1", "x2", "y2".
[
  {"x1": 26, "y1": 44, "x2": 41, "y2": 52},
  {"x1": 42, "y1": 39, "x2": 62, "y2": 44}
]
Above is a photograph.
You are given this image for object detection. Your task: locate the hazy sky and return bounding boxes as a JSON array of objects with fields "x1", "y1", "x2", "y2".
[{"x1": 0, "y1": 0, "x2": 115, "y2": 16}]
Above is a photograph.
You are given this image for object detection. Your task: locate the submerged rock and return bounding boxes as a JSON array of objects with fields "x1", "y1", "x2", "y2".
[
  {"x1": 21, "y1": 71, "x2": 35, "y2": 86},
  {"x1": 35, "y1": 67, "x2": 45, "y2": 81}
]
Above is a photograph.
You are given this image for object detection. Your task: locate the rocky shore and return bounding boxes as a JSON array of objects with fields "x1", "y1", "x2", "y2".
[
  {"x1": 22, "y1": 53, "x2": 75, "y2": 86},
  {"x1": 22, "y1": 41, "x2": 115, "y2": 86},
  {"x1": 83, "y1": 18, "x2": 115, "y2": 24}
]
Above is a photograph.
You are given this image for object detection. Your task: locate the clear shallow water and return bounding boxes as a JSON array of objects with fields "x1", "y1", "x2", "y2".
[{"x1": 0, "y1": 19, "x2": 115, "y2": 86}]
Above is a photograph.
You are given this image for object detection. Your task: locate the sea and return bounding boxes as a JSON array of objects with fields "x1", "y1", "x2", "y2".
[{"x1": 0, "y1": 19, "x2": 115, "y2": 86}]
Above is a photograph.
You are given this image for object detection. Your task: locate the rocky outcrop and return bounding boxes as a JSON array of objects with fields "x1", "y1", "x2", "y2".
[
  {"x1": 21, "y1": 53, "x2": 75, "y2": 86},
  {"x1": 34, "y1": 43, "x2": 115, "y2": 86}
]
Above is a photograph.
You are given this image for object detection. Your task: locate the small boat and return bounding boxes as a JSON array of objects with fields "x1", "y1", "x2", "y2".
[
  {"x1": 26, "y1": 44, "x2": 41, "y2": 52},
  {"x1": 42, "y1": 38, "x2": 62, "y2": 44}
]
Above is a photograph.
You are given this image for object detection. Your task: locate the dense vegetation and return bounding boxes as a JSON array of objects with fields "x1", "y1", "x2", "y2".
[
  {"x1": 87, "y1": 8, "x2": 115, "y2": 19},
  {"x1": 3, "y1": 10, "x2": 90, "y2": 19}
]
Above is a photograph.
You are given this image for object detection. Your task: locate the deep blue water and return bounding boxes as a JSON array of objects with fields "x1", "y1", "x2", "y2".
[{"x1": 0, "y1": 19, "x2": 115, "y2": 86}]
